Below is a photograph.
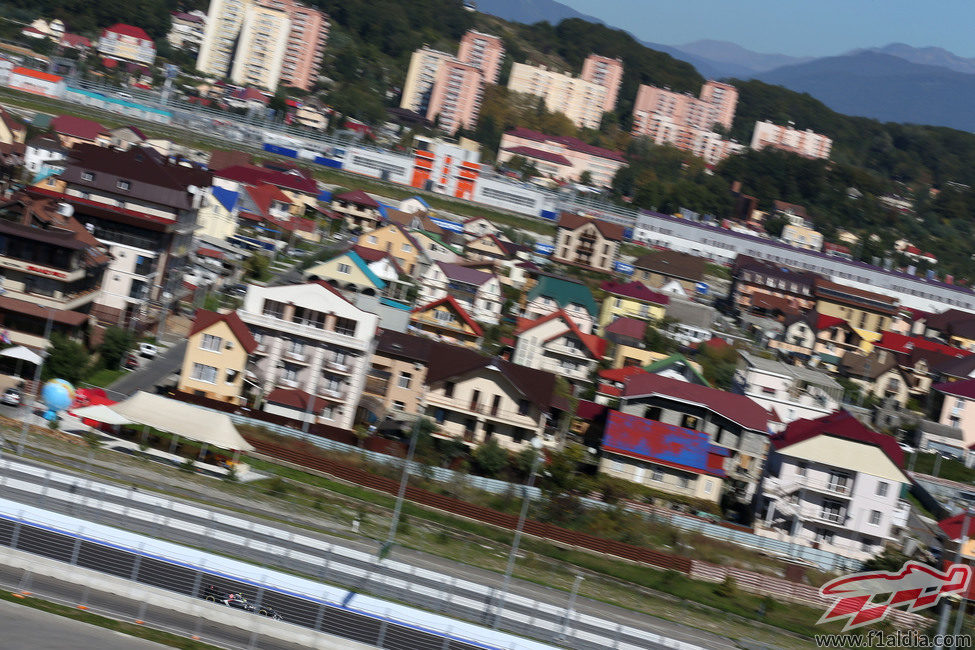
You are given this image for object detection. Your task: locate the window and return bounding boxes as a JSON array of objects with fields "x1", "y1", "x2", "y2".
[
  {"x1": 116, "y1": 180, "x2": 130, "y2": 191},
  {"x1": 391, "y1": 400, "x2": 405, "y2": 412},
  {"x1": 337, "y1": 263, "x2": 352, "y2": 274},
  {"x1": 398, "y1": 372, "x2": 412, "y2": 389},
  {"x1": 644, "y1": 406, "x2": 662, "y2": 421},
  {"x1": 444, "y1": 381, "x2": 455, "y2": 398},
  {"x1": 827, "y1": 471, "x2": 851, "y2": 494},
  {"x1": 225, "y1": 369, "x2": 238, "y2": 383},
  {"x1": 704, "y1": 480, "x2": 713, "y2": 494},
  {"x1": 433, "y1": 407, "x2": 446, "y2": 424},
  {"x1": 200, "y1": 334, "x2": 222, "y2": 352},
  {"x1": 680, "y1": 414, "x2": 701, "y2": 430},
  {"x1": 876, "y1": 482, "x2": 889, "y2": 497},
  {"x1": 821, "y1": 499, "x2": 844, "y2": 523},
  {"x1": 320, "y1": 406, "x2": 334, "y2": 420},
  {"x1": 81, "y1": 171, "x2": 95, "y2": 182},
  {"x1": 614, "y1": 298, "x2": 622, "y2": 308},
  {"x1": 815, "y1": 528, "x2": 835, "y2": 544},
  {"x1": 402, "y1": 243, "x2": 412, "y2": 253},
  {"x1": 367, "y1": 235, "x2": 377, "y2": 244},
  {"x1": 868, "y1": 510, "x2": 881, "y2": 526},
  {"x1": 677, "y1": 475, "x2": 690, "y2": 489},
  {"x1": 650, "y1": 468, "x2": 663, "y2": 482},
  {"x1": 262, "y1": 300, "x2": 285, "y2": 319},
  {"x1": 796, "y1": 461, "x2": 807, "y2": 477},
  {"x1": 433, "y1": 309, "x2": 455, "y2": 323},
  {"x1": 191, "y1": 363, "x2": 218, "y2": 383},
  {"x1": 287, "y1": 339, "x2": 304, "y2": 355},
  {"x1": 334, "y1": 317, "x2": 357, "y2": 337},
  {"x1": 517, "y1": 399, "x2": 530, "y2": 416},
  {"x1": 282, "y1": 365, "x2": 299, "y2": 381},
  {"x1": 761, "y1": 386, "x2": 776, "y2": 395},
  {"x1": 861, "y1": 537, "x2": 875, "y2": 552}
]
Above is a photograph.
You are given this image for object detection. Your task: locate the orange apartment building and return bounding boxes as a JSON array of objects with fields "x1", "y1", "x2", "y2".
[{"x1": 410, "y1": 136, "x2": 480, "y2": 199}]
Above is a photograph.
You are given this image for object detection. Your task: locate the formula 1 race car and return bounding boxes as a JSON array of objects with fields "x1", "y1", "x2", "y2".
[{"x1": 201, "y1": 585, "x2": 283, "y2": 620}]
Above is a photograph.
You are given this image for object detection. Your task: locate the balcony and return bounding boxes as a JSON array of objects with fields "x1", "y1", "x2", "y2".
[
  {"x1": 544, "y1": 340, "x2": 590, "y2": 359},
  {"x1": 364, "y1": 376, "x2": 389, "y2": 395},
  {"x1": 766, "y1": 474, "x2": 853, "y2": 499},
  {"x1": 239, "y1": 311, "x2": 370, "y2": 351},
  {"x1": 320, "y1": 387, "x2": 346, "y2": 401},
  {"x1": 425, "y1": 393, "x2": 537, "y2": 427},
  {"x1": 283, "y1": 349, "x2": 309, "y2": 364},
  {"x1": 278, "y1": 377, "x2": 299, "y2": 389},
  {"x1": 326, "y1": 360, "x2": 351, "y2": 374}
]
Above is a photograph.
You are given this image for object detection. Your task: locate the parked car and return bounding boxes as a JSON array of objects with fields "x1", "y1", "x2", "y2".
[
  {"x1": 1, "y1": 388, "x2": 21, "y2": 407},
  {"x1": 124, "y1": 354, "x2": 139, "y2": 370},
  {"x1": 139, "y1": 343, "x2": 158, "y2": 359}
]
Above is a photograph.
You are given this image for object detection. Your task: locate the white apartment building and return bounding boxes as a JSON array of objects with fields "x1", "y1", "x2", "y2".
[
  {"x1": 230, "y1": 3, "x2": 290, "y2": 91},
  {"x1": 239, "y1": 282, "x2": 379, "y2": 430},
  {"x1": 760, "y1": 411, "x2": 911, "y2": 561},
  {"x1": 751, "y1": 121, "x2": 833, "y2": 160},
  {"x1": 416, "y1": 261, "x2": 502, "y2": 325},
  {"x1": 507, "y1": 60, "x2": 615, "y2": 130},
  {"x1": 197, "y1": 0, "x2": 250, "y2": 78},
  {"x1": 511, "y1": 310, "x2": 606, "y2": 383},
  {"x1": 735, "y1": 351, "x2": 843, "y2": 425}
]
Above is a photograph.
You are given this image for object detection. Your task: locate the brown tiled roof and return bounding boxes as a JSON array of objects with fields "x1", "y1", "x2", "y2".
[
  {"x1": 0, "y1": 108, "x2": 25, "y2": 135},
  {"x1": 632, "y1": 250, "x2": 707, "y2": 282},
  {"x1": 0, "y1": 193, "x2": 109, "y2": 267},
  {"x1": 189, "y1": 309, "x2": 258, "y2": 353},
  {"x1": 266, "y1": 388, "x2": 329, "y2": 412},
  {"x1": 623, "y1": 373, "x2": 771, "y2": 431},
  {"x1": 375, "y1": 329, "x2": 437, "y2": 361},
  {"x1": 839, "y1": 351, "x2": 898, "y2": 380},
  {"x1": 209, "y1": 149, "x2": 252, "y2": 170},
  {"x1": 814, "y1": 278, "x2": 898, "y2": 312},
  {"x1": 426, "y1": 345, "x2": 558, "y2": 409},
  {"x1": 557, "y1": 212, "x2": 625, "y2": 240},
  {"x1": 0, "y1": 294, "x2": 87, "y2": 325},
  {"x1": 772, "y1": 200, "x2": 807, "y2": 219}
]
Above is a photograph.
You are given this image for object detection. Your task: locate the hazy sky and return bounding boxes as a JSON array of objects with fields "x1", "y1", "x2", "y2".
[{"x1": 559, "y1": 0, "x2": 974, "y2": 57}]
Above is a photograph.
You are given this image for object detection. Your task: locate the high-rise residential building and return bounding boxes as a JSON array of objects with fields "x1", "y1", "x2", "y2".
[
  {"x1": 426, "y1": 60, "x2": 485, "y2": 133},
  {"x1": 580, "y1": 54, "x2": 624, "y2": 114},
  {"x1": 197, "y1": 0, "x2": 329, "y2": 92},
  {"x1": 400, "y1": 47, "x2": 455, "y2": 115},
  {"x1": 631, "y1": 80, "x2": 741, "y2": 164},
  {"x1": 750, "y1": 121, "x2": 833, "y2": 160},
  {"x1": 457, "y1": 30, "x2": 504, "y2": 84},
  {"x1": 196, "y1": 0, "x2": 249, "y2": 79},
  {"x1": 230, "y1": 3, "x2": 290, "y2": 91},
  {"x1": 507, "y1": 54, "x2": 623, "y2": 130},
  {"x1": 400, "y1": 30, "x2": 504, "y2": 133},
  {"x1": 256, "y1": 0, "x2": 330, "y2": 91}
]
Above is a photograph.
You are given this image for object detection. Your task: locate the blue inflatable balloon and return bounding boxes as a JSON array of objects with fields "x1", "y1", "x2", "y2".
[{"x1": 41, "y1": 378, "x2": 75, "y2": 420}]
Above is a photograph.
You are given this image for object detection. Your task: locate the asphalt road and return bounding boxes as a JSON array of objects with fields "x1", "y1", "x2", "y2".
[
  {"x1": 0, "y1": 517, "x2": 482, "y2": 650},
  {"x1": 0, "y1": 597, "x2": 171, "y2": 650},
  {"x1": 106, "y1": 341, "x2": 187, "y2": 399},
  {"x1": 0, "y1": 461, "x2": 677, "y2": 650},
  {"x1": 0, "y1": 562, "x2": 317, "y2": 650}
]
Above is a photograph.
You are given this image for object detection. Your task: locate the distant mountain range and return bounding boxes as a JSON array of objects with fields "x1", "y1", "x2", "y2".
[{"x1": 473, "y1": 0, "x2": 975, "y2": 131}]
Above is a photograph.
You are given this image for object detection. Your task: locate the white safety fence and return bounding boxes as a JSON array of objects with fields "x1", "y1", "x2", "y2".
[{"x1": 0, "y1": 458, "x2": 707, "y2": 650}]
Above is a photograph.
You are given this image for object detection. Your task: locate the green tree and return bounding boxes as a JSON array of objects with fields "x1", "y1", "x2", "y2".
[
  {"x1": 696, "y1": 342, "x2": 739, "y2": 390},
  {"x1": 472, "y1": 438, "x2": 508, "y2": 477},
  {"x1": 243, "y1": 253, "x2": 272, "y2": 282},
  {"x1": 99, "y1": 327, "x2": 133, "y2": 371},
  {"x1": 43, "y1": 334, "x2": 90, "y2": 384},
  {"x1": 578, "y1": 170, "x2": 593, "y2": 186}
]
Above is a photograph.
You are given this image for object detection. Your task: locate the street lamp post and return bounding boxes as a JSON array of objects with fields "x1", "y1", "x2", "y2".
[
  {"x1": 384, "y1": 415, "x2": 422, "y2": 555},
  {"x1": 492, "y1": 435, "x2": 544, "y2": 630},
  {"x1": 17, "y1": 309, "x2": 54, "y2": 455},
  {"x1": 558, "y1": 573, "x2": 584, "y2": 640}
]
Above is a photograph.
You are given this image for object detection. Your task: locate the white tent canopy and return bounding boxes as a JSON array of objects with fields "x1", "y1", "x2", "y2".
[
  {"x1": 107, "y1": 392, "x2": 254, "y2": 452},
  {"x1": 0, "y1": 345, "x2": 42, "y2": 365},
  {"x1": 71, "y1": 404, "x2": 133, "y2": 426}
]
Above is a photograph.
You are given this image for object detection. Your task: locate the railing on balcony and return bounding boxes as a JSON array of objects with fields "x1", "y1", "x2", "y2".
[
  {"x1": 326, "y1": 360, "x2": 351, "y2": 373},
  {"x1": 278, "y1": 377, "x2": 299, "y2": 388},
  {"x1": 364, "y1": 376, "x2": 388, "y2": 395},
  {"x1": 767, "y1": 475, "x2": 853, "y2": 499},
  {"x1": 426, "y1": 393, "x2": 535, "y2": 423}
]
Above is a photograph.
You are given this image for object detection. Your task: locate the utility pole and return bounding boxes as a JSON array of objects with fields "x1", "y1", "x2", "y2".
[
  {"x1": 935, "y1": 508, "x2": 972, "y2": 650},
  {"x1": 492, "y1": 436, "x2": 544, "y2": 630}
]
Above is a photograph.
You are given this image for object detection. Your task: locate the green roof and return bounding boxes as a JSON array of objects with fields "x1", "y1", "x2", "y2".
[
  {"x1": 643, "y1": 353, "x2": 710, "y2": 387},
  {"x1": 527, "y1": 276, "x2": 598, "y2": 317}
]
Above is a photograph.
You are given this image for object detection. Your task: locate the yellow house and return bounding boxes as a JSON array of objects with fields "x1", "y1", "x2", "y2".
[
  {"x1": 814, "y1": 279, "x2": 898, "y2": 340},
  {"x1": 612, "y1": 345, "x2": 668, "y2": 370},
  {"x1": 410, "y1": 296, "x2": 482, "y2": 348},
  {"x1": 464, "y1": 234, "x2": 523, "y2": 262},
  {"x1": 598, "y1": 281, "x2": 669, "y2": 332},
  {"x1": 177, "y1": 309, "x2": 257, "y2": 404},
  {"x1": 357, "y1": 222, "x2": 424, "y2": 276},
  {"x1": 304, "y1": 249, "x2": 386, "y2": 296},
  {"x1": 195, "y1": 186, "x2": 239, "y2": 241}
]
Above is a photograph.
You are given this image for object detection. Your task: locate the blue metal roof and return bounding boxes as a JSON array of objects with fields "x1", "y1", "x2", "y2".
[
  {"x1": 602, "y1": 410, "x2": 728, "y2": 477},
  {"x1": 211, "y1": 186, "x2": 239, "y2": 213}
]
